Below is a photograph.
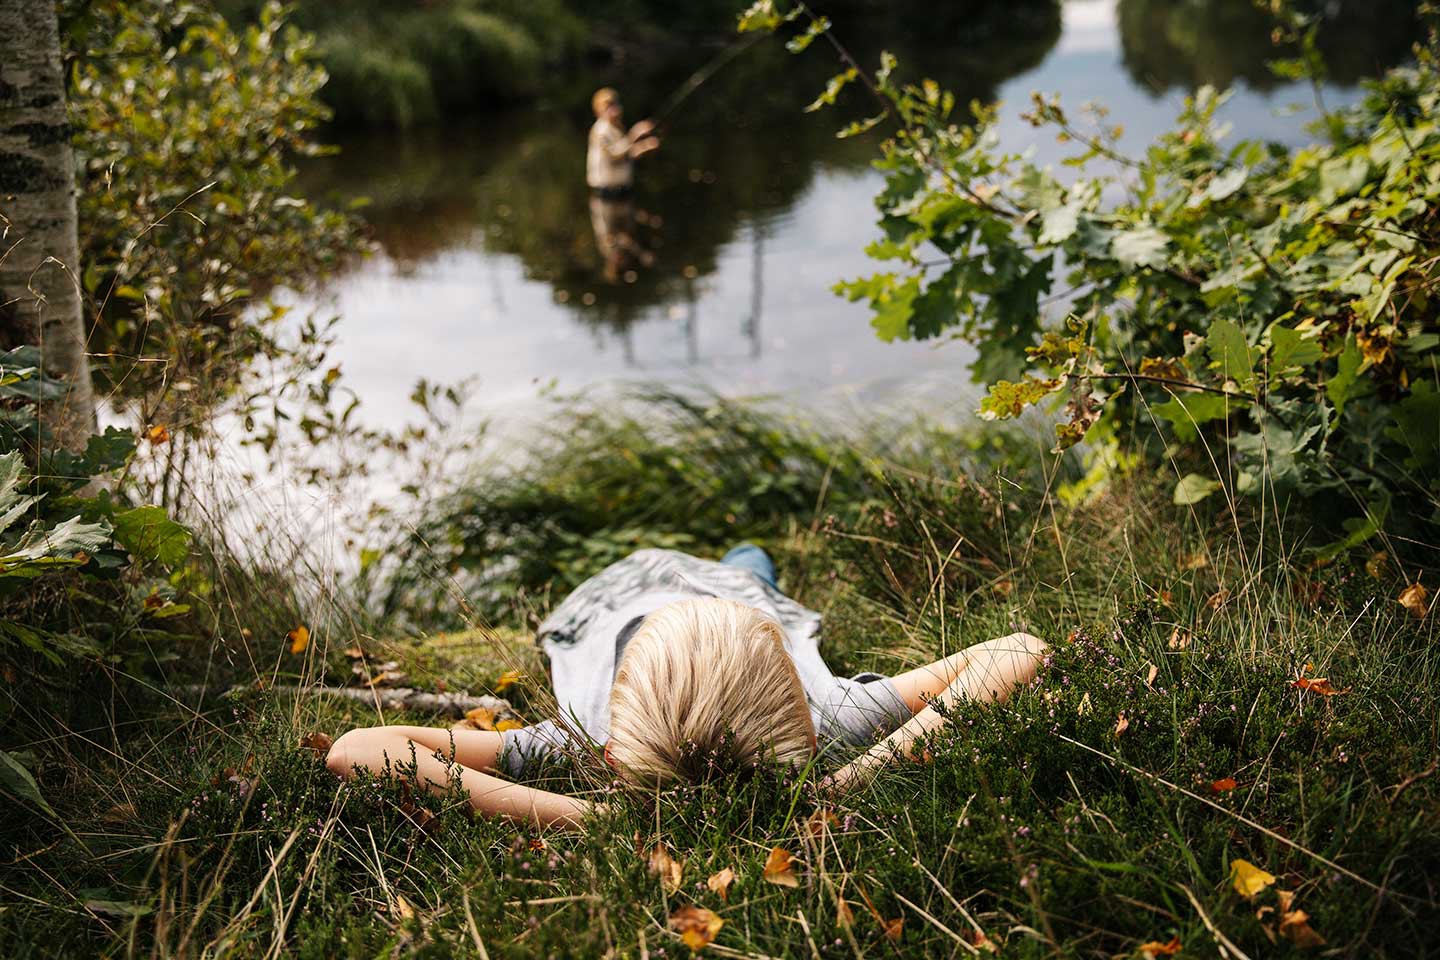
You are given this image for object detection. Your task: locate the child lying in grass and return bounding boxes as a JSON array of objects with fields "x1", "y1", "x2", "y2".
[{"x1": 326, "y1": 546, "x2": 1046, "y2": 828}]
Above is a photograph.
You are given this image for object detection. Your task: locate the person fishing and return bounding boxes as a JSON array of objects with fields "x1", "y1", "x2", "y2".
[{"x1": 586, "y1": 87, "x2": 660, "y2": 282}]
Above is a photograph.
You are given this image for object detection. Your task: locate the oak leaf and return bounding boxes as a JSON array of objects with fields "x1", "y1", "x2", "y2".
[
  {"x1": 706, "y1": 867, "x2": 735, "y2": 901},
  {"x1": 762, "y1": 846, "x2": 799, "y2": 887},
  {"x1": 669, "y1": 904, "x2": 723, "y2": 951},
  {"x1": 1229, "y1": 858, "x2": 1276, "y2": 898},
  {"x1": 287, "y1": 625, "x2": 309, "y2": 654}
]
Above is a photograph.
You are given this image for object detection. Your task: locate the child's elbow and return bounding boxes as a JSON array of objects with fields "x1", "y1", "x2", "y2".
[{"x1": 325, "y1": 729, "x2": 362, "y2": 779}]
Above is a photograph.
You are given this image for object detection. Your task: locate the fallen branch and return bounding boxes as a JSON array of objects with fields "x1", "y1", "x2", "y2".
[{"x1": 175, "y1": 684, "x2": 514, "y2": 719}]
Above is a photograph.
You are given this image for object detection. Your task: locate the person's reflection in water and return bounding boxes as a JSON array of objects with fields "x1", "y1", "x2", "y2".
[{"x1": 587, "y1": 87, "x2": 660, "y2": 283}]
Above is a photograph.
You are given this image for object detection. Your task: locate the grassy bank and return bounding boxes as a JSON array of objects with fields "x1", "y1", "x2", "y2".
[{"x1": 1, "y1": 393, "x2": 1435, "y2": 956}]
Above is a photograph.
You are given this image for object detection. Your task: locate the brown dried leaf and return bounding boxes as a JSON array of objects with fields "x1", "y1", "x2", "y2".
[
  {"x1": 1144, "y1": 663, "x2": 1159, "y2": 687},
  {"x1": 647, "y1": 845, "x2": 684, "y2": 894},
  {"x1": 1291, "y1": 676, "x2": 1348, "y2": 696},
  {"x1": 805, "y1": 808, "x2": 839, "y2": 837},
  {"x1": 706, "y1": 867, "x2": 735, "y2": 901},
  {"x1": 966, "y1": 929, "x2": 1000, "y2": 953},
  {"x1": 1179, "y1": 552, "x2": 1209, "y2": 571},
  {"x1": 146, "y1": 423, "x2": 170, "y2": 445},
  {"x1": 494, "y1": 669, "x2": 524, "y2": 692},
  {"x1": 299, "y1": 732, "x2": 334, "y2": 757},
  {"x1": 883, "y1": 917, "x2": 904, "y2": 942},
  {"x1": 1398, "y1": 582, "x2": 1429, "y2": 619},
  {"x1": 669, "y1": 904, "x2": 723, "y2": 951},
  {"x1": 1364, "y1": 551, "x2": 1388, "y2": 579},
  {"x1": 342, "y1": 645, "x2": 365, "y2": 659},
  {"x1": 1138, "y1": 936, "x2": 1182, "y2": 958},
  {"x1": 1206, "y1": 589, "x2": 1230, "y2": 610},
  {"x1": 1167, "y1": 627, "x2": 1191, "y2": 650},
  {"x1": 1114, "y1": 712, "x2": 1130, "y2": 737},
  {"x1": 762, "y1": 846, "x2": 799, "y2": 888},
  {"x1": 1209, "y1": 777, "x2": 1238, "y2": 793},
  {"x1": 287, "y1": 625, "x2": 310, "y2": 655},
  {"x1": 835, "y1": 898, "x2": 854, "y2": 928},
  {"x1": 392, "y1": 893, "x2": 415, "y2": 922},
  {"x1": 465, "y1": 707, "x2": 497, "y2": 730}
]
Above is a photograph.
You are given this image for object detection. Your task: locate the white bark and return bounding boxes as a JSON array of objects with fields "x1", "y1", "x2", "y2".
[{"x1": 0, "y1": 0, "x2": 97, "y2": 451}]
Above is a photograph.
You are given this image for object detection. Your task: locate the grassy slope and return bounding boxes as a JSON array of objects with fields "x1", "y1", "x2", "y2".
[{"x1": 1, "y1": 395, "x2": 1437, "y2": 957}]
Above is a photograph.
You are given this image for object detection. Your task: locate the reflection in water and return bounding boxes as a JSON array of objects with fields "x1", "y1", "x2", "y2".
[{"x1": 1118, "y1": 0, "x2": 1420, "y2": 94}]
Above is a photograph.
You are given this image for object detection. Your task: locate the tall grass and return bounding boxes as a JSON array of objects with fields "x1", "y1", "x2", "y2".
[{"x1": 1, "y1": 392, "x2": 1435, "y2": 957}]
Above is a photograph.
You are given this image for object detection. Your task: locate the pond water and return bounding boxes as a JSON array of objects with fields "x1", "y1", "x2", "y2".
[{"x1": 287, "y1": 0, "x2": 1416, "y2": 433}]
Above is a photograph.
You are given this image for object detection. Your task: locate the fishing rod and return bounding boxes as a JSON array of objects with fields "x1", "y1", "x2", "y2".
[{"x1": 649, "y1": 31, "x2": 769, "y2": 130}]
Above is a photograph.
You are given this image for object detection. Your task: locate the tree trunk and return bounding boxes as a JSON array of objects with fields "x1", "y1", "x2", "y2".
[{"x1": 0, "y1": 0, "x2": 96, "y2": 451}]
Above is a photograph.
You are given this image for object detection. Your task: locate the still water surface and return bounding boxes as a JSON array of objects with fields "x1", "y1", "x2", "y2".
[{"x1": 286, "y1": 0, "x2": 1414, "y2": 432}]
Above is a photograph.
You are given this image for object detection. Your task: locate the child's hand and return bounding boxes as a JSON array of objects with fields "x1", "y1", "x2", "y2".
[{"x1": 629, "y1": 119, "x2": 656, "y2": 139}]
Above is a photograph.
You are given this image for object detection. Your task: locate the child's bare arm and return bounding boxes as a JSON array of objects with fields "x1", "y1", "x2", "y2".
[
  {"x1": 824, "y1": 633, "x2": 1047, "y2": 795},
  {"x1": 327, "y1": 726, "x2": 593, "y2": 830}
]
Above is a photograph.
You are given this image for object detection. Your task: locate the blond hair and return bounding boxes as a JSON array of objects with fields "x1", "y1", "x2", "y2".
[
  {"x1": 608, "y1": 598, "x2": 814, "y2": 787},
  {"x1": 591, "y1": 87, "x2": 619, "y2": 116}
]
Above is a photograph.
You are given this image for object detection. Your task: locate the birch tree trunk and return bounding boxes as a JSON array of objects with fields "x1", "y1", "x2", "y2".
[{"x1": 0, "y1": 0, "x2": 97, "y2": 451}]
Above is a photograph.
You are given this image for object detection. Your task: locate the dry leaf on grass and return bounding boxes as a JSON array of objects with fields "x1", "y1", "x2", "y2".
[
  {"x1": 835, "y1": 898, "x2": 854, "y2": 928},
  {"x1": 1229, "y1": 858, "x2": 1276, "y2": 899},
  {"x1": 669, "y1": 904, "x2": 723, "y2": 951},
  {"x1": 1114, "y1": 713, "x2": 1130, "y2": 737},
  {"x1": 496, "y1": 718, "x2": 524, "y2": 732},
  {"x1": 1257, "y1": 889, "x2": 1326, "y2": 948},
  {"x1": 966, "y1": 929, "x2": 1000, "y2": 953},
  {"x1": 1077, "y1": 692, "x2": 1093, "y2": 717},
  {"x1": 495, "y1": 669, "x2": 524, "y2": 692},
  {"x1": 392, "y1": 893, "x2": 415, "y2": 922},
  {"x1": 1137, "y1": 935, "x2": 1182, "y2": 958},
  {"x1": 1291, "y1": 676, "x2": 1348, "y2": 696},
  {"x1": 299, "y1": 732, "x2": 333, "y2": 757},
  {"x1": 1144, "y1": 663, "x2": 1158, "y2": 687},
  {"x1": 806, "y1": 809, "x2": 839, "y2": 837},
  {"x1": 882, "y1": 917, "x2": 904, "y2": 942},
  {"x1": 648, "y1": 845, "x2": 684, "y2": 893},
  {"x1": 1365, "y1": 551, "x2": 1388, "y2": 579},
  {"x1": 1398, "y1": 582, "x2": 1429, "y2": 619},
  {"x1": 465, "y1": 707, "x2": 496, "y2": 730},
  {"x1": 287, "y1": 625, "x2": 309, "y2": 655},
  {"x1": 762, "y1": 846, "x2": 799, "y2": 888},
  {"x1": 1167, "y1": 627, "x2": 1191, "y2": 650},
  {"x1": 706, "y1": 867, "x2": 735, "y2": 901},
  {"x1": 146, "y1": 423, "x2": 170, "y2": 445},
  {"x1": 1206, "y1": 589, "x2": 1230, "y2": 610},
  {"x1": 342, "y1": 645, "x2": 365, "y2": 659},
  {"x1": 1209, "y1": 777, "x2": 1238, "y2": 793}
]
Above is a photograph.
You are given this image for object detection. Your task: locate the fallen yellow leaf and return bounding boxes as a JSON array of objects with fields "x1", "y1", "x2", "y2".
[
  {"x1": 1229, "y1": 858, "x2": 1276, "y2": 899},
  {"x1": 706, "y1": 867, "x2": 735, "y2": 901},
  {"x1": 1144, "y1": 663, "x2": 1158, "y2": 687},
  {"x1": 1210, "y1": 777, "x2": 1238, "y2": 793},
  {"x1": 805, "y1": 809, "x2": 839, "y2": 837},
  {"x1": 495, "y1": 669, "x2": 524, "y2": 692},
  {"x1": 669, "y1": 904, "x2": 723, "y2": 951},
  {"x1": 392, "y1": 893, "x2": 415, "y2": 921},
  {"x1": 287, "y1": 625, "x2": 309, "y2": 655},
  {"x1": 762, "y1": 846, "x2": 799, "y2": 888},
  {"x1": 146, "y1": 423, "x2": 170, "y2": 445},
  {"x1": 495, "y1": 718, "x2": 524, "y2": 732}
]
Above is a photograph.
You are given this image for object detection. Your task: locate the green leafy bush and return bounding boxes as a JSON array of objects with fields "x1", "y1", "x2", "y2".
[
  {"x1": 749, "y1": 1, "x2": 1440, "y2": 557},
  {"x1": 67, "y1": 0, "x2": 361, "y2": 408}
]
